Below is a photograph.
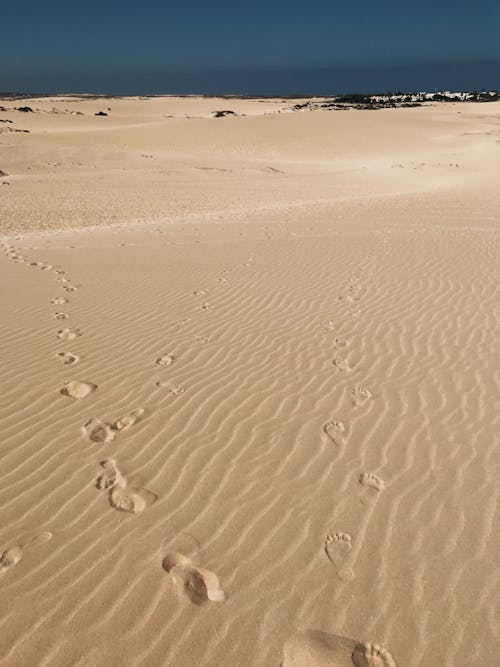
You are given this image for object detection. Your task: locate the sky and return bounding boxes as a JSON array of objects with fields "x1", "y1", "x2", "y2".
[{"x1": 1, "y1": 0, "x2": 499, "y2": 94}]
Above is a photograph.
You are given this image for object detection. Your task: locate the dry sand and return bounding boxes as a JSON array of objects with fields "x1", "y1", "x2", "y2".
[{"x1": 0, "y1": 96, "x2": 499, "y2": 666}]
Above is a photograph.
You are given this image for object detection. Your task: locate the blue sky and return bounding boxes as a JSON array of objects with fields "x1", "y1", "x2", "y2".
[{"x1": 1, "y1": 0, "x2": 499, "y2": 93}]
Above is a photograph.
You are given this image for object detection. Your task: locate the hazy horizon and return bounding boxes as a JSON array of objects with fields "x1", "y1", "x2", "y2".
[
  {"x1": 2, "y1": 0, "x2": 499, "y2": 96},
  {"x1": 2, "y1": 60, "x2": 499, "y2": 98}
]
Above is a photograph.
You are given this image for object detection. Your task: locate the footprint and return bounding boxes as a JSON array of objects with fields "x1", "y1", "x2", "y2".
[
  {"x1": 0, "y1": 547, "x2": 23, "y2": 573},
  {"x1": 282, "y1": 631, "x2": 396, "y2": 667},
  {"x1": 156, "y1": 382, "x2": 185, "y2": 395},
  {"x1": 352, "y1": 642, "x2": 396, "y2": 667},
  {"x1": 200, "y1": 302, "x2": 214, "y2": 311},
  {"x1": 50, "y1": 297, "x2": 68, "y2": 305},
  {"x1": 111, "y1": 483, "x2": 157, "y2": 513},
  {"x1": 60, "y1": 381, "x2": 97, "y2": 399},
  {"x1": 193, "y1": 289, "x2": 210, "y2": 296},
  {"x1": 323, "y1": 420, "x2": 345, "y2": 439},
  {"x1": 96, "y1": 459, "x2": 125, "y2": 489},
  {"x1": 113, "y1": 408, "x2": 145, "y2": 431},
  {"x1": 352, "y1": 386, "x2": 372, "y2": 406},
  {"x1": 57, "y1": 328, "x2": 81, "y2": 340},
  {"x1": 156, "y1": 353, "x2": 175, "y2": 366},
  {"x1": 52, "y1": 312, "x2": 69, "y2": 320},
  {"x1": 218, "y1": 277, "x2": 228, "y2": 285},
  {"x1": 324, "y1": 532, "x2": 354, "y2": 580},
  {"x1": 96, "y1": 460, "x2": 156, "y2": 513},
  {"x1": 163, "y1": 552, "x2": 225, "y2": 605},
  {"x1": 360, "y1": 473, "x2": 385, "y2": 492},
  {"x1": 63, "y1": 285, "x2": 77, "y2": 292},
  {"x1": 56, "y1": 352, "x2": 80, "y2": 366},
  {"x1": 82, "y1": 417, "x2": 116, "y2": 443},
  {"x1": 195, "y1": 335, "x2": 211, "y2": 343},
  {"x1": 322, "y1": 321, "x2": 336, "y2": 331},
  {"x1": 335, "y1": 337, "x2": 349, "y2": 348},
  {"x1": 332, "y1": 355, "x2": 351, "y2": 371},
  {"x1": 82, "y1": 409, "x2": 144, "y2": 443},
  {"x1": 0, "y1": 532, "x2": 53, "y2": 576}
]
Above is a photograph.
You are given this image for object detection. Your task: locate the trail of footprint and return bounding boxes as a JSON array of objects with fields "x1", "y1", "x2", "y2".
[
  {"x1": 0, "y1": 531, "x2": 53, "y2": 576},
  {"x1": 162, "y1": 552, "x2": 225, "y2": 605},
  {"x1": 56, "y1": 352, "x2": 80, "y2": 366},
  {"x1": 324, "y1": 532, "x2": 354, "y2": 581},
  {"x1": 60, "y1": 381, "x2": 97, "y2": 399}
]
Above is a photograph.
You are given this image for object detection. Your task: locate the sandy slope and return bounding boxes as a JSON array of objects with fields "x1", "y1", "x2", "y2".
[{"x1": 0, "y1": 97, "x2": 499, "y2": 667}]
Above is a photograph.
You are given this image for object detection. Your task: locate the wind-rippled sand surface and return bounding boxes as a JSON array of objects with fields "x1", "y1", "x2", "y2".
[{"x1": 1, "y1": 96, "x2": 499, "y2": 666}]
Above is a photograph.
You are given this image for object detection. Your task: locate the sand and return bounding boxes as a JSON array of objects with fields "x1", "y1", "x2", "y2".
[{"x1": 0, "y1": 95, "x2": 499, "y2": 666}]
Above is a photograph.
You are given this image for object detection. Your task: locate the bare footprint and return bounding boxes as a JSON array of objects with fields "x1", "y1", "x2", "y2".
[
  {"x1": 323, "y1": 420, "x2": 345, "y2": 441},
  {"x1": 57, "y1": 328, "x2": 81, "y2": 341},
  {"x1": 156, "y1": 353, "x2": 175, "y2": 366},
  {"x1": 333, "y1": 355, "x2": 351, "y2": 371},
  {"x1": 113, "y1": 408, "x2": 145, "y2": 431},
  {"x1": 163, "y1": 552, "x2": 225, "y2": 605},
  {"x1": 83, "y1": 417, "x2": 116, "y2": 443},
  {"x1": 360, "y1": 473, "x2": 385, "y2": 492},
  {"x1": 156, "y1": 382, "x2": 185, "y2": 395},
  {"x1": 324, "y1": 532, "x2": 354, "y2": 580},
  {"x1": 0, "y1": 531, "x2": 53, "y2": 576},
  {"x1": 352, "y1": 642, "x2": 396, "y2": 667},
  {"x1": 352, "y1": 386, "x2": 372, "y2": 407},
  {"x1": 56, "y1": 352, "x2": 80, "y2": 366},
  {"x1": 282, "y1": 630, "x2": 396, "y2": 667},
  {"x1": 82, "y1": 409, "x2": 144, "y2": 443},
  {"x1": 96, "y1": 459, "x2": 125, "y2": 489},
  {"x1": 109, "y1": 485, "x2": 151, "y2": 514},
  {"x1": 0, "y1": 547, "x2": 23, "y2": 573},
  {"x1": 60, "y1": 381, "x2": 97, "y2": 399},
  {"x1": 96, "y1": 460, "x2": 156, "y2": 513},
  {"x1": 50, "y1": 297, "x2": 68, "y2": 305}
]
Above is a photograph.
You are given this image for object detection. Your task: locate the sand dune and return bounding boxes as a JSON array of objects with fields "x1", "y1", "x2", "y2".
[{"x1": 0, "y1": 96, "x2": 499, "y2": 666}]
